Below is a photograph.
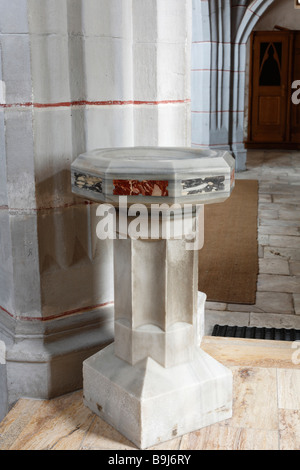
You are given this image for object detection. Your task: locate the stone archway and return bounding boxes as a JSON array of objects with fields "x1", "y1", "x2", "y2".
[{"x1": 191, "y1": 0, "x2": 276, "y2": 171}]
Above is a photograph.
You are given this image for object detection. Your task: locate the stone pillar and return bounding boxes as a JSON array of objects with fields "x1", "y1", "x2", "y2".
[
  {"x1": 0, "y1": 0, "x2": 192, "y2": 417},
  {"x1": 132, "y1": 0, "x2": 192, "y2": 147},
  {"x1": 191, "y1": 0, "x2": 232, "y2": 155},
  {"x1": 0, "y1": 341, "x2": 7, "y2": 422}
]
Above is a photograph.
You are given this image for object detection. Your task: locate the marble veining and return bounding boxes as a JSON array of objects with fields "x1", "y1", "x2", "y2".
[
  {"x1": 113, "y1": 179, "x2": 169, "y2": 197},
  {"x1": 181, "y1": 176, "x2": 225, "y2": 195},
  {"x1": 73, "y1": 171, "x2": 102, "y2": 194}
]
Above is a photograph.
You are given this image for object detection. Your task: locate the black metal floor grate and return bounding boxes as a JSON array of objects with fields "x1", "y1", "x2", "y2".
[{"x1": 212, "y1": 324, "x2": 300, "y2": 342}]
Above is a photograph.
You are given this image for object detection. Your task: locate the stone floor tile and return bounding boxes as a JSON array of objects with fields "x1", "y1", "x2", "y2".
[
  {"x1": 80, "y1": 416, "x2": 137, "y2": 450},
  {"x1": 255, "y1": 291, "x2": 294, "y2": 314},
  {"x1": 264, "y1": 247, "x2": 300, "y2": 261},
  {"x1": 257, "y1": 274, "x2": 300, "y2": 294},
  {"x1": 260, "y1": 185, "x2": 294, "y2": 195},
  {"x1": 259, "y1": 218, "x2": 300, "y2": 227},
  {"x1": 278, "y1": 210, "x2": 300, "y2": 220},
  {"x1": 149, "y1": 438, "x2": 181, "y2": 451},
  {"x1": 258, "y1": 225, "x2": 299, "y2": 236},
  {"x1": 258, "y1": 218, "x2": 300, "y2": 228},
  {"x1": 259, "y1": 258, "x2": 290, "y2": 275},
  {"x1": 3, "y1": 391, "x2": 95, "y2": 451},
  {"x1": 277, "y1": 369, "x2": 300, "y2": 410},
  {"x1": 269, "y1": 235, "x2": 300, "y2": 249},
  {"x1": 180, "y1": 425, "x2": 279, "y2": 451},
  {"x1": 226, "y1": 367, "x2": 278, "y2": 431},
  {"x1": 205, "y1": 301, "x2": 227, "y2": 311},
  {"x1": 259, "y1": 203, "x2": 298, "y2": 211},
  {"x1": 226, "y1": 303, "x2": 261, "y2": 313},
  {"x1": 268, "y1": 185, "x2": 300, "y2": 195},
  {"x1": 258, "y1": 245, "x2": 264, "y2": 258},
  {"x1": 279, "y1": 410, "x2": 300, "y2": 451},
  {"x1": 273, "y1": 195, "x2": 300, "y2": 204},
  {"x1": 0, "y1": 399, "x2": 43, "y2": 450},
  {"x1": 258, "y1": 209, "x2": 278, "y2": 220},
  {"x1": 250, "y1": 312, "x2": 300, "y2": 329},
  {"x1": 258, "y1": 194, "x2": 272, "y2": 203},
  {"x1": 258, "y1": 234, "x2": 269, "y2": 245},
  {"x1": 290, "y1": 262, "x2": 300, "y2": 276},
  {"x1": 258, "y1": 203, "x2": 279, "y2": 211}
]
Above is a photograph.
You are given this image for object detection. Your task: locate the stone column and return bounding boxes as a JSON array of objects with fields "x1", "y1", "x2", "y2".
[
  {"x1": 191, "y1": 0, "x2": 232, "y2": 156},
  {"x1": 0, "y1": 0, "x2": 193, "y2": 418}
]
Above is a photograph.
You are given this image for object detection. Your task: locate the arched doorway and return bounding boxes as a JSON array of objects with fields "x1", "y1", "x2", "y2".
[
  {"x1": 191, "y1": 0, "x2": 276, "y2": 171},
  {"x1": 245, "y1": 2, "x2": 300, "y2": 148}
]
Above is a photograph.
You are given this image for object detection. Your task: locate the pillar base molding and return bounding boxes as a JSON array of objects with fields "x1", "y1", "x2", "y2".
[
  {"x1": 231, "y1": 144, "x2": 247, "y2": 172},
  {"x1": 0, "y1": 304, "x2": 114, "y2": 409}
]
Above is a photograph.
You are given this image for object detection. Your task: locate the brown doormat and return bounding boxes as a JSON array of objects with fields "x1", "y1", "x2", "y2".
[{"x1": 198, "y1": 179, "x2": 259, "y2": 304}]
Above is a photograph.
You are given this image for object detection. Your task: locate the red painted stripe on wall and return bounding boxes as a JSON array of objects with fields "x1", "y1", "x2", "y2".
[
  {"x1": 0, "y1": 99, "x2": 190, "y2": 109},
  {"x1": 0, "y1": 300, "x2": 114, "y2": 322},
  {"x1": 192, "y1": 40, "x2": 247, "y2": 45},
  {"x1": 191, "y1": 141, "x2": 244, "y2": 147},
  {"x1": 191, "y1": 69, "x2": 245, "y2": 73},
  {"x1": 192, "y1": 110, "x2": 244, "y2": 113},
  {"x1": 0, "y1": 305, "x2": 12, "y2": 317},
  {"x1": 0, "y1": 200, "x2": 95, "y2": 212}
]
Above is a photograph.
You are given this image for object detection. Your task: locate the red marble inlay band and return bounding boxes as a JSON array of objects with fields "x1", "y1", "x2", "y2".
[{"x1": 113, "y1": 179, "x2": 169, "y2": 197}]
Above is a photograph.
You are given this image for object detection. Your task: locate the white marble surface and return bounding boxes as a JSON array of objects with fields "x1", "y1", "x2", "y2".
[
  {"x1": 114, "y1": 320, "x2": 195, "y2": 368},
  {"x1": 113, "y1": 224, "x2": 199, "y2": 368},
  {"x1": 83, "y1": 286, "x2": 233, "y2": 449},
  {"x1": 83, "y1": 342, "x2": 233, "y2": 449}
]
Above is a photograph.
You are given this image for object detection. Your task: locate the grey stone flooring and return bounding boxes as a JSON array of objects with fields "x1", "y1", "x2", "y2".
[{"x1": 205, "y1": 149, "x2": 300, "y2": 335}]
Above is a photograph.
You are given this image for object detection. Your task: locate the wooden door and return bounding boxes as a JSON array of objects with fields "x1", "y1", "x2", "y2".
[
  {"x1": 249, "y1": 31, "x2": 291, "y2": 144},
  {"x1": 291, "y1": 32, "x2": 300, "y2": 143}
]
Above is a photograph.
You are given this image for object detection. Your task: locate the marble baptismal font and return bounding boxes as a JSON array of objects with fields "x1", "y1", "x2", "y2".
[{"x1": 71, "y1": 147, "x2": 235, "y2": 449}]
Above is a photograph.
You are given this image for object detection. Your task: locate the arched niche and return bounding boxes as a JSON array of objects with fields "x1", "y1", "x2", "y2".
[{"x1": 191, "y1": 0, "x2": 276, "y2": 171}]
